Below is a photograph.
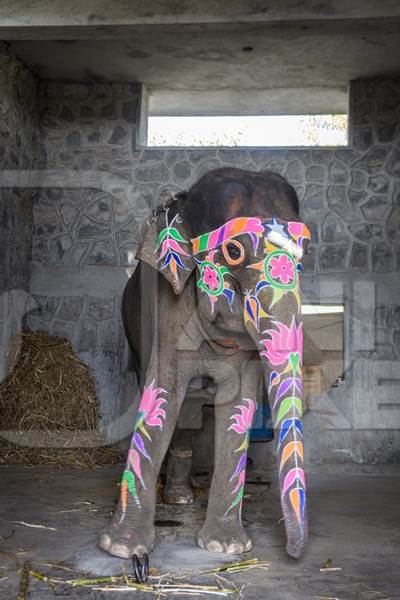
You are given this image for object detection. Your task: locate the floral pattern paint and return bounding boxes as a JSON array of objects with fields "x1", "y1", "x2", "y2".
[
  {"x1": 157, "y1": 210, "x2": 190, "y2": 282},
  {"x1": 260, "y1": 317, "x2": 306, "y2": 532},
  {"x1": 191, "y1": 217, "x2": 264, "y2": 255},
  {"x1": 226, "y1": 398, "x2": 256, "y2": 516},
  {"x1": 120, "y1": 380, "x2": 168, "y2": 523},
  {"x1": 269, "y1": 252, "x2": 295, "y2": 284},
  {"x1": 248, "y1": 247, "x2": 303, "y2": 312},
  {"x1": 243, "y1": 219, "x2": 310, "y2": 333},
  {"x1": 195, "y1": 250, "x2": 235, "y2": 314},
  {"x1": 243, "y1": 289, "x2": 269, "y2": 332},
  {"x1": 191, "y1": 216, "x2": 310, "y2": 319}
]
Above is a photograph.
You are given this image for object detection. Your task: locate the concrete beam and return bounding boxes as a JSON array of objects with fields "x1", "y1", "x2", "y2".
[
  {"x1": 0, "y1": 0, "x2": 400, "y2": 30},
  {"x1": 149, "y1": 87, "x2": 348, "y2": 116},
  {"x1": 136, "y1": 84, "x2": 149, "y2": 146}
]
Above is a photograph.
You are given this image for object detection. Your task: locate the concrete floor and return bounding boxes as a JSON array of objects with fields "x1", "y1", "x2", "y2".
[{"x1": 0, "y1": 466, "x2": 399, "y2": 600}]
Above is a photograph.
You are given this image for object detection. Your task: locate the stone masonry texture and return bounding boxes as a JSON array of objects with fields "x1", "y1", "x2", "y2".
[{"x1": 0, "y1": 44, "x2": 39, "y2": 378}]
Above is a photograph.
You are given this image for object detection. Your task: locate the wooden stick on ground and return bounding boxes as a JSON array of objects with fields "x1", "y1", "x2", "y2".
[{"x1": 17, "y1": 560, "x2": 31, "y2": 600}]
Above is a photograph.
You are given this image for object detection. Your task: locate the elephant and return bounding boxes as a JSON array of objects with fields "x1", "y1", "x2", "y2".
[{"x1": 99, "y1": 167, "x2": 311, "y2": 560}]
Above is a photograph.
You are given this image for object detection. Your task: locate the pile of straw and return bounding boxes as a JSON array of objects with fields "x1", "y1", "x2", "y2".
[{"x1": 0, "y1": 332, "x2": 122, "y2": 467}]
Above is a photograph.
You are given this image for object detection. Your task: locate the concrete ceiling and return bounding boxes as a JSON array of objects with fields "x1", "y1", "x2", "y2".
[{"x1": 2, "y1": 1, "x2": 400, "y2": 115}]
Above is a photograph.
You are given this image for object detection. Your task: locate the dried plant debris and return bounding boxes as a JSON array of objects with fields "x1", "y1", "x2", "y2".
[
  {"x1": 16, "y1": 560, "x2": 31, "y2": 600},
  {"x1": 0, "y1": 332, "x2": 123, "y2": 467},
  {"x1": 28, "y1": 558, "x2": 271, "y2": 597},
  {"x1": 320, "y1": 558, "x2": 342, "y2": 572},
  {"x1": 13, "y1": 522, "x2": 58, "y2": 531}
]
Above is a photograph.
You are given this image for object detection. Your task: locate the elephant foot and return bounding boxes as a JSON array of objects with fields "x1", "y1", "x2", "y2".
[
  {"x1": 99, "y1": 520, "x2": 155, "y2": 559},
  {"x1": 196, "y1": 519, "x2": 253, "y2": 555},
  {"x1": 164, "y1": 447, "x2": 194, "y2": 505}
]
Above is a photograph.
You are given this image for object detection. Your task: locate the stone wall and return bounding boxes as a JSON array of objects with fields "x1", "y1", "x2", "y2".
[
  {"x1": 0, "y1": 44, "x2": 39, "y2": 378},
  {"x1": 27, "y1": 81, "x2": 140, "y2": 433},
  {"x1": 1, "y1": 45, "x2": 399, "y2": 462}
]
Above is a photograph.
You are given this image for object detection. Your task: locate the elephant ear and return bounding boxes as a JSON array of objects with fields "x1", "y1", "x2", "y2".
[{"x1": 136, "y1": 206, "x2": 195, "y2": 295}]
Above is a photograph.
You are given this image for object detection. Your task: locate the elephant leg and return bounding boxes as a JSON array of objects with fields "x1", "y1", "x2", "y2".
[
  {"x1": 164, "y1": 428, "x2": 194, "y2": 504},
  {"x1": 197, "y1": 357, "x2": 258, "y2": 554},
  {"x1": 99, "y1": 361, "x2": 190, "y2": 559}
]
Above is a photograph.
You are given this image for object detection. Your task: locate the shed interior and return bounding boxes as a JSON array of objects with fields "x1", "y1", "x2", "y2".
[{"x1": 0, "y1": 3, "x2": 399, "y2": 598}]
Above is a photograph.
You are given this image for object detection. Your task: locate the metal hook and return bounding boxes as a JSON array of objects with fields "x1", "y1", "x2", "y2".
[{"x1": 132, "y1": 553, "x2": 149, "y2": 583}]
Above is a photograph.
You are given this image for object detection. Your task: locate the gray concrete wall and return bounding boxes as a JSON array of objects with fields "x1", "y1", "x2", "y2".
[
  {"x1": 28, "y1": 81, "x2": 140, "y2": 434},
  {"x1": 0, "y1": 44, "x2": 39, "y2": 379},
  {"x1": 1, "y1": 41, "x2": 399, "y2": 462}
]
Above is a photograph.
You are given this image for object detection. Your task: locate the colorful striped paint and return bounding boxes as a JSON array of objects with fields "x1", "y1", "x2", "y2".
[
  {"x1": 191, "y1": 217, "x2": 264, "y2": 254},
  {"x1": 225, "y1": 398, "x2": 256, "y2": 516},
  {"x1": 289, "y1": 487, "x2": 306, "y2": 526}
]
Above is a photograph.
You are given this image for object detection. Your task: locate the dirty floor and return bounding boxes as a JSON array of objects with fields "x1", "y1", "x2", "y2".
[{"x1": 0, "y1": 466, "x2": 399, "y2": 599}]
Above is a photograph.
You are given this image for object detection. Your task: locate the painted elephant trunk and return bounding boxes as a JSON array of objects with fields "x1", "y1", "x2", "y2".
[{"x1": 246, "y1": 306, "x2": 307, "y2": 558}]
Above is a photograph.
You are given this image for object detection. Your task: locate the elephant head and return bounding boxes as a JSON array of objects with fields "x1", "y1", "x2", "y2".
[{"x1": 138, "y1": 168, "x2": 311, "y2": 558}]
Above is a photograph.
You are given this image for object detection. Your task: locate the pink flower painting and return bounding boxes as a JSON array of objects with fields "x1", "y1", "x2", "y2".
[
  {"x1": 196, "y1": 252, "x2": 234, "y2": 314},
  {"x1": 228, "y1": 398, "x2": 256, "y2": 435},
  {"x1": 137, "y1": 380, "x2": 168, "y2": 429},
  {"x1": 269, "y1": 253, "x2": 295, "y2": 284},
  {"x1": 260, "y1": 317, "x2": 303, "y2": 368},
  {"x1": 202, "y1": 265, "x2": 219, "y2": 291}
]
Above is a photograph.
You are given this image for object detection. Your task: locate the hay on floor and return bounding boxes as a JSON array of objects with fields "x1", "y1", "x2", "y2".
[{"x1": 0, "y1": 332, "x2": 123, "y2": 467}]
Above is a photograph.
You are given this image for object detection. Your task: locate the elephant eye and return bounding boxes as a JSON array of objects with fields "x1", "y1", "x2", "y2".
[{"x1": 222, "y1": 240, "x2": 245, "y2": 266}]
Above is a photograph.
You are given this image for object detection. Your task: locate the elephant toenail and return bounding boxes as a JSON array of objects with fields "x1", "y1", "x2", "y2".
[
  {"x1": 132, "y1": 545, "x2": 148, "y2": 557},
  {"x1": 99, "y1": 534, "x2": 112, "y2": 551},
  {"x1": 226, "y1": 543, "x2": 242, "y2": 554},
  {"x1": 206, "y1": 541, "x2": 224, "y2": 553},
  {"x1": 110, "y1": 544, "x2": 131, "y2": 559},
  {"x1": 245, "y1": 539, "x2": 253, "y2": 551}
]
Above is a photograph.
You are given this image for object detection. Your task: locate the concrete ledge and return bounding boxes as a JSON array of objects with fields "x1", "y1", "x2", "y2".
[
  {"x1": 30, "y1": 265, "x2": 133, "y2": 298},
  {"x1": 149, "y1": 87, "x2": 348, "y2": 116},
  {"x1": 1, "y1": 2, "x2": 400, "y2": 29}
]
